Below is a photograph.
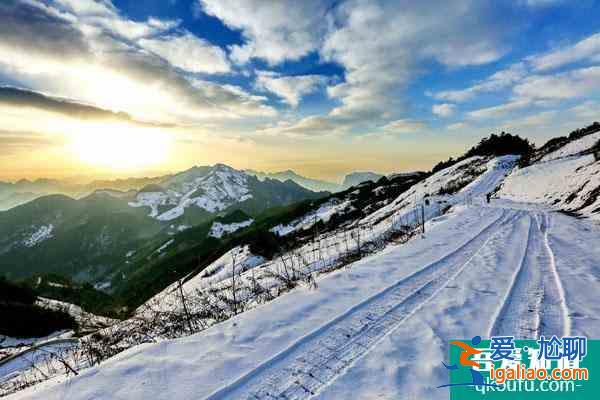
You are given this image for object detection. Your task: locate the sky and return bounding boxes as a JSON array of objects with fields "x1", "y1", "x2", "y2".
[{"x1": 1, "y1": 0, "x2": 600, "y2": 183}]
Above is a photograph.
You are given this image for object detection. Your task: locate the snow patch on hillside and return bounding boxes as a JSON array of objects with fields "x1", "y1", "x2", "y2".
[
  {"x1": 271, "y1": 199, "x2": 352, "y2": 236},
  {"x1": 128, "y1": 192, "x2": 169, "y2": 218},
  {"x1": 155, "y1": 239, "x2": 174, "y2": 254},
  {"x1": 22, "y1": 224, "x2": 54, "y2": 247},
  {"x1": 209, "y1": 219, "x2": 254, "y2": 238},
  {"x1": 36, "y1": 298, "x2": 116, "y2": 329},
  {"x1": 541, "y1": 131, "x2": 600, "y2": 162}
]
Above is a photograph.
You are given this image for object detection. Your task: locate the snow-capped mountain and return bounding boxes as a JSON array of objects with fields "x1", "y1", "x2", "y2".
[
  {"x1": 128, "y1": 163, "x2": 324, "y2": 224},
  {"x1": 129, "y1": 164, "x2": 253, "y2": 220}
]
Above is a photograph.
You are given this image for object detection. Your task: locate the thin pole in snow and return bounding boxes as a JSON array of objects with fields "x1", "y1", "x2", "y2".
[{"x1": 421, "y1": 204, "x2": 425, "y2": 234}]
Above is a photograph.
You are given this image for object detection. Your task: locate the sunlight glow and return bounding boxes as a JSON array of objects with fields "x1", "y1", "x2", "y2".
[{"x1": 69, "y1": 123, "x2": 171, "y2": 170}]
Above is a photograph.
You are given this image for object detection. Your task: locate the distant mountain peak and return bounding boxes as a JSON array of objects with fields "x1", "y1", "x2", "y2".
[
  {"x1": 341, "y1": 171, "x2": 384, "y2": 189},
  {"x1": 128, "y1": 163, "x2": 322, "y2": 223},
  {"x1": 245, "y1": 169, "x2": 341, "y2": 193},
  {"x1": 213, "y1": 163, "x2": 237, "y2": 171}
]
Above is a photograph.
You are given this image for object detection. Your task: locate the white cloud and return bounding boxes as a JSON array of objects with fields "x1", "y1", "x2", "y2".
[
  {"x1": 568, "y1": 100, "x2": 600, "y2": 121},
  {"x1": 382, "y1": 119, "x2": 425, "y2": 134},
  {"x1": 257, "y1": 115, "x2": 350, "y2": 137},
  {"x1": 514, "y1": 66, "x2": 600, "y2": 100},
  {"x1": 199, "y1": 0, "x2": 329, "y2": 65},
  {"x1": 433, "y1": 63, "x2": 527, "y2": 102},
  {"x1": 500, "y1": 110, "x2": 558, "y2": 129},
  {"x1": 447, "y1": 122, "x2": 468, "y2": 130},
  {"x1": 448, "y1": 61, "x2": 600, "y2": 122},
  {"x1": 139, "y1": 33, "x2": 230, "y2": 74},
  {"x1": 532, "y1": 33, "x2": 600, "y2": 71},
  {"x1": 432, "y1": 103, "x2": 456, "y2": 117},
  {"x1": 53, "y1": 0, "x2": 180, "y2": 40},
  {"x1": 255, "y1": 71, "x2": 327, "y2": 107},
  {"x1": 200, "y1": 0, "x2": 510, "y2": 127},
  {"x1": 433, "y1": 31, "x2": 600, "y2": 107},
  {"x1": 187, "y1": 79, "x2": 277, "y2": 119},
  {"x1": 321, "y1": 0, "x2": 509, "y2": 122},
  {"x1": 0, "y1": 0, "x2": 274, "y2": 125},
  {"x1": 467, "y1": 99, "x2": 531, "y2": 120}
]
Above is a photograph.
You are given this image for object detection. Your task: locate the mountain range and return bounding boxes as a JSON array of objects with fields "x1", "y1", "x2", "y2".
[
  {"x1": 0, "y1": 176, "x2": 169, "y2": 211},
  {"x1": 245, "y1": 169, "x2": 344, "y2": 192},
  {"x1": 246, "y1": 169, "x2": 390, "y2": 192},
  {"x1": 0, "y1": 164, "x2": 326, "y2": 293},
  {"x1": 0, "y1": 168, "x2": 390, "y2": 211}
]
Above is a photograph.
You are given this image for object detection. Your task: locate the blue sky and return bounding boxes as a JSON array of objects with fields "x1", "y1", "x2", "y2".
[{"x1": 1, "y1": 0, "x2": 600, "y2": 180}]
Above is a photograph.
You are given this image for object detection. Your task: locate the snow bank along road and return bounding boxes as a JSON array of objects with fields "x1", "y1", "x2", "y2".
[{"x1": 10, "y1": 201, "x2": 600, "y2": 400}]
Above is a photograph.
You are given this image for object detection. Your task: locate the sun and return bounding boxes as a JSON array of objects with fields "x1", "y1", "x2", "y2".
[{"x1": 69, "y1": 123, "x2": 171, "y2": 170}]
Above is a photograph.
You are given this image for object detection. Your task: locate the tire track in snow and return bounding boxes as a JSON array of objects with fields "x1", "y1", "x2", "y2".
[
  {"x1": 488, "y1": 211, "x2": 569, "y2": 338},
  {"x1": 488, "y1": 214, "x2": 535, "y2": 338},
  {"x1": 205, "y1": 209, "x2": 518, "y2": 400},
  {"x1": 538, "y1": 212, "x2": 570, "y2": 337}
]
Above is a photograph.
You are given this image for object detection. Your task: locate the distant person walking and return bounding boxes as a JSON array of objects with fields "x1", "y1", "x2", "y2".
[{"x1": 486, "y1": 193, "x2": 491, "y2": 204}]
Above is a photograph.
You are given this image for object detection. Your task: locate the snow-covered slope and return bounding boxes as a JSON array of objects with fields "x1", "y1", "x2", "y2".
[
  {"x1": 143, "y1": 155, "x2": 517, "y2": 317},
  {"x1": 11, "y1": 200, "x2": 600, "y2": 400},
  {"x1": 11, "y1": 152, "x2": 600, "y2": 400},
  {"x1": 500, "y1": 134, "x2": 600, "y2": 220},
  {"x1": 363, "y1": 155, "x2": 518, "y2": 225},
  {"x1": 541, "y1": 130, "x2": 600, "y2": 162},
  {"x1": 271, "y1": 198, "x2": 352, "y2": 236},
  {"x1": 36, "y1": 298, "x2": 116, "y2": 330},
  {"x1": 141, "y1": 245, "x2": 266, "y2": 314}
]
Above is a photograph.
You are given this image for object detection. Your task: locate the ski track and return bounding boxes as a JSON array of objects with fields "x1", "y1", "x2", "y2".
[
  {"x1": 206, "y1": 209, "x2": 521, "y2": 400},
  {"x1": 488, "y1": 211, "x2": 568, "y2": 338}
]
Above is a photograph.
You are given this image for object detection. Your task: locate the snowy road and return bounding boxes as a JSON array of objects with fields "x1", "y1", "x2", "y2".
[
  {"x1": 207, "y1": 203, "x2": 599, "y2": 400},
  {"x1": 316, "y1": 203, "x2": 600, "y2": 399},
  {"x1": 8, "y1": 201, "x2": 600, "y2": 400}
]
